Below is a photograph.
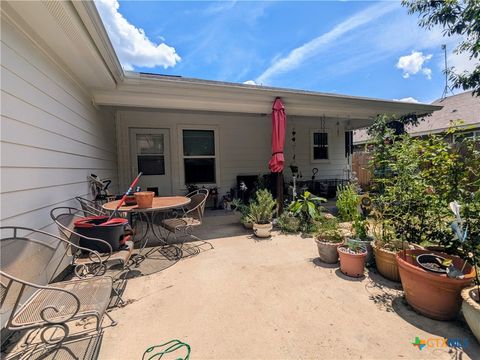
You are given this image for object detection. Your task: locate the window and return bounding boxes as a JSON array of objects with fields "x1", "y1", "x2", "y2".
[
  {"x1": 182, "y1": 129, "x2": 216, "y2": 183},
  {"x1": 313, "y1": 132, "x2": 329, "y2": 160},
  {"x1": 136, "y1": 134, "x2": 165, "y2": 175},
  {"x1": 453, "y1": 130, "x2": 480, "y2": 143}
]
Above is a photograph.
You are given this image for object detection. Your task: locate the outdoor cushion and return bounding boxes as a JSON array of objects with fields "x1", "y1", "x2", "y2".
[{"x1": 161, "y1": 217, "x2": 201, "y2": 232}]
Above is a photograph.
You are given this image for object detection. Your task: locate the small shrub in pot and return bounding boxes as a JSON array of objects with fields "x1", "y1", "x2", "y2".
[
  {"x1": 315, "y1": 217, "x2": 343, "y2": 264},
  {"x1": 248, "y1": 189, "x2": 276, "y2": 238}
]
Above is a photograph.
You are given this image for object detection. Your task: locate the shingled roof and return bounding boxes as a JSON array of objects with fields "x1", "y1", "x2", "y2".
[{"x1": 353, "y1": 91, "x2": 480, "y2": 144}]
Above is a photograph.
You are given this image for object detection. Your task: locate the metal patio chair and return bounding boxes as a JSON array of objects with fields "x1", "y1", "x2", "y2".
[
  {"x1": 161, "y1": 190, "x2": 209, "y2": 246},
  {"x1": 75, "y1": 196, "x2": 106, "y2": 217},
  {"x1": 50, "y1": 207, "x2": 134, "y2": 282},
  {"x1": 0, "y1": 226, "x2": 116, "y2": 351}
]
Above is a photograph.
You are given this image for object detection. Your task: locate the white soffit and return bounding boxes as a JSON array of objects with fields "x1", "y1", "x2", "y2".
[
  {"x1": 93, "y1": 73, "x2": 442, "y2": 120},
  {"x1": 3, "y1": 0, "x2": 117, "y2": 90}
]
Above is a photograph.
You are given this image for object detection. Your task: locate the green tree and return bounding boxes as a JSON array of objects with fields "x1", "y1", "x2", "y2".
[{"x1": 402, "y1": 0, "x2": 480, "y2": 96}]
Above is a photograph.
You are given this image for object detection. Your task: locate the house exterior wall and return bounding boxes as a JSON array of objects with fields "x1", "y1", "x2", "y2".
[
  {"x1": 1, "y1": 11, "x2": 119, "y2": 331},
  {"x1": 116, "y1": 109, "x2": 350, "y2": 197},
  {"x1": 1, "y1": 17, "x2": 118, "y2": 234}
]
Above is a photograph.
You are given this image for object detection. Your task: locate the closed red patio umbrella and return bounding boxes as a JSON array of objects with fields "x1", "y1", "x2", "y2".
[{"x1": 269, "y1": 97, "x2": 286, "y2": 213}]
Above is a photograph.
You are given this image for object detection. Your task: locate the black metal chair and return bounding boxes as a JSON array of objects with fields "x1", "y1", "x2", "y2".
[
  {"x1": 161, "y1": 190, "x2": 209, "y2": 246},
  {"x1": 50, "y1": 207, "x2": 133, "y2": 284},
  {"x1": 75, "y1": 196, "x2": 106, "y2": 217}
]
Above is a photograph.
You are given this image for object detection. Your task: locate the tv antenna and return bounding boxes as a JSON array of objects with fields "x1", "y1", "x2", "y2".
[{"x1": 441, "y1": 44, "x2": 454, "y2": 99}]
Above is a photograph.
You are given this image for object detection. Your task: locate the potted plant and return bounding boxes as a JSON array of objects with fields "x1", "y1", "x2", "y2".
[
  {"x1": 346, "y1": 217, "x2": 374, "y2": 266},
  {"x1": 396, "y1": 202, "x2": 476, "y2": 321},
  {"x1": 371, "y1": 209, "x2": 403, "y2": 282},
  {"x1": 337, "y1": 241, "x2": 367, "y2": 278},
  {"x1": 336, "y1": 183, "x2": 358, "y2": 229},
  {"x1": 232, "y1": 199, "x2": 253, "y2": 229},
  {"x1": 248, "y1": 189, "x2": 276, "y2": 238},
  {"x1": 315, "y1": 218, "x2": 343, "y2": 264},
  {"x1": 288, "y1": 191, "x2": 326, "y2": 234},
  {"x1": 277, "y1": 211, "x2": 300, "y2": 233}
]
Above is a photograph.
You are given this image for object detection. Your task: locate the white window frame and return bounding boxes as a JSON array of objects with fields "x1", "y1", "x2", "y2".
[
  {"x1": 453, "y1": 130, "x2": 480, "y2": 142},
  {"x1": 310, "y1": 129, "x2": 331, "y2": 163},
  {"x1": 178, "y1": 125, "x2": 220, "y2": 186}
]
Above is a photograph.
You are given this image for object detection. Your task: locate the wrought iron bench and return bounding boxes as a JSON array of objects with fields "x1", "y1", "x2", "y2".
[{"x1": 0, "y1": 226, "x2": 116, "y2": 351}]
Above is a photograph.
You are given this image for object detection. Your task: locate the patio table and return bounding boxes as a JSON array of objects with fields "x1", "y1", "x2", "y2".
[{"x1": 102, "y1": 196, "x2": 191, "y2": 264}]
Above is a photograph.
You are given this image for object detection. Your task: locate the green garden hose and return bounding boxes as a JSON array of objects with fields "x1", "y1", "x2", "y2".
[{"x1": 143, "y1": 340, "x2": 191, "y2": 360}]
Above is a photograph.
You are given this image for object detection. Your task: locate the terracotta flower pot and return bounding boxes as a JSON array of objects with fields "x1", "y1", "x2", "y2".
[
  {"x1": 347, "y1": 238, "x2": 374, "y2": 266},
  {"x1": 461, "y1": 286, "x2": 480, "y2": 343},
  {"x1": 396, "y1": 249, "x2": 475, "y2": 321},
  {"x1": 337, "y1": 245, "x2": 367, "y2": 278},
  {"x1": 315, "y1": 237, "x2": 342, "y2": 264},
  {"x1": 253, "y1": 222, "x2": 272, "y2": 238},
  {"x1": 373, "y1": 243, "x2": 400, "y2": 282},
  {"x1": 134, "y1": 191, "x2": 155, "y2": 208}
]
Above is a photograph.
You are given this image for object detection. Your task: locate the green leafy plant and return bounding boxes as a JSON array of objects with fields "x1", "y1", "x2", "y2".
[
  {"x1": 368, "y1": 116, "x2": 480, "y2": 256},
  {"x1": 316, "y1": 218, "x2": 343, "y2": 243},
  {"x1": 277, "y1": 212, "x2": 301, "y2": 233},
  {"x1": 352, "y1": 217, "x2": 369, "y2": 241},
  {"x1": 344, "y1": 241, "x2": 367, "y2": 254},
  {"x1": 288, "y1": 191, "x2": 326, "y2": 233},
  {"x1": 336, "y1": 183, "x2": 359, "y2": 222},
  {"x1": 247, "y1": 189, "x2": 276, "y2": 225},
  {"x1": 289, "y1": 191, "x2": 326, "y2": 220}
]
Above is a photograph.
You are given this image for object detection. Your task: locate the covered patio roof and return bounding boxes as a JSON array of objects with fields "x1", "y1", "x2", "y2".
[{"x1": 93, "y1": 72, "x2": 442, "y2": 128}]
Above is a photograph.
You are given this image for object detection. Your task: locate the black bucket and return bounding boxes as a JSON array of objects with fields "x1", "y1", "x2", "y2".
[{"x1": 74, "y1": 216, "x2": 128, "y2": 253}]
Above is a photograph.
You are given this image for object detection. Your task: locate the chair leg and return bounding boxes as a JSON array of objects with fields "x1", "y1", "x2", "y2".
[{"x1": 104, "y1": 311, "x2": 117, "y2": 327}]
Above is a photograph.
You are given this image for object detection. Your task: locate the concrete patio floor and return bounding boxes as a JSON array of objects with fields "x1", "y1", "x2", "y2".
[{"x1": 99, "y1": 213, "x2": 479, "y2": 359}]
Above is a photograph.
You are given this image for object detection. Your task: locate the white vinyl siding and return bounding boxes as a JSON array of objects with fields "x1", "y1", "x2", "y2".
[{"x1": 0, "y1": 16, "x2": 118, "y2": 234}]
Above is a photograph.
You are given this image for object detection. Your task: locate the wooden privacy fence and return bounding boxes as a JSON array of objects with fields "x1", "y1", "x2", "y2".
[{"x1": 352, "y1": 152, "x2": 372, "y2": 189}]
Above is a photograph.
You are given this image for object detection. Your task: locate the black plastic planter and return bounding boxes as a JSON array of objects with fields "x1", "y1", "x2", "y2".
[{"x1": 74, "y1": 216, "x2": 128, "y2": 253}]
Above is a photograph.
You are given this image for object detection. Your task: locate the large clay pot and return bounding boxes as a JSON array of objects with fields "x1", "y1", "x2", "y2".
[
  {"x1": 396, "y1": 249, "x2": 475, "y2": 321},
  {"x1": 315, "y1": 237, "x2": 342, "y2": 264},
  {"x1": 373, "y1": 243, "x2": 400, "y2": 282},
  {"x1": 253, "y1": 222, "x2": 272, "y2": 238},
  {"x1": 461, "y1": 286, "x2": 480, "y2": 343},
  {"x1": 337, "y1": 245, "x2": 367, "y2": 278},
  {"x1": 347, "y1": 238, "x2": 374, "y2": 266},
  {"x1": 134, "y1": 191, "x2": 154, "y2": 208}
]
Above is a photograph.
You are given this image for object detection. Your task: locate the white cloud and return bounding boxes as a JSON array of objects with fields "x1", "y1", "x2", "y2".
[
  {"x1": 243, "y1": 80, "x2": 258, "y2": 85},
  {"x1": 393, "y1": 97, "x2": 419, "y2": 103},
  {"x1": 255, "y1": 2, "x2": 399, "y2": 84},
  {"x1": 396, "y1": 51, "x2": 432, "y2": 79},
  {"x1": 448, "y1": 50, "x2": 477, "y2": 74},
  {"x1": 95, "y1": 0, "x2": 181, "y2": 70}
]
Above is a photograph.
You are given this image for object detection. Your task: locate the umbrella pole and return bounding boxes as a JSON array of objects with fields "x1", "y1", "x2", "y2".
[{"x1": 277, "y1": 171, "x2": 284, "y2": 215}]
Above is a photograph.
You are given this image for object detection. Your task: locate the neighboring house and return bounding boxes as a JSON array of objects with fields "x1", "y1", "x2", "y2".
[
  {"x1": 353, "y1": 91, "x2": 480, "y2": 150},
  {"x1": 0, "y1": 0, "x2": 441, "y2": 235}
]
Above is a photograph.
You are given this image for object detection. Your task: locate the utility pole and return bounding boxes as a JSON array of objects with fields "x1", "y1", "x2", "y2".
[{"x1": 441, "y1": 44, "x2": 454, "y2": 99}]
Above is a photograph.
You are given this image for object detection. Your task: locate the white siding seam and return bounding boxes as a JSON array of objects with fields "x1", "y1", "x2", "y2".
[
  {"x1": 1, "y1": 89, "x2": 112, "y2": 144},
  {"x1": 1, "y1": 114, "x2": 116, "y2": 155},
  {"x1": 0, "y1": 193, "x2": 90, "y2": 221},
  {"x1": 1, "y1": 65, "x2": 104, "y2": 131},
  {"x1": 1, "y1": 140, "x2": 117, "y2": 163},
  {"x1": 1, "y1": 40, "x2": 94, "y2": 116},
  {"x1": 0, "y1": 8, "x2": 91, "y2": 98},
  {"x1": 0, "y1": 180, "x2": 90, "y2": 195}
]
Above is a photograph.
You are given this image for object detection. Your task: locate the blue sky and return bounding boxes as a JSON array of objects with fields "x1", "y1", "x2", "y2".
[{"x1": 96, "y1": 0, "x2": 475, "y2": 104}]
